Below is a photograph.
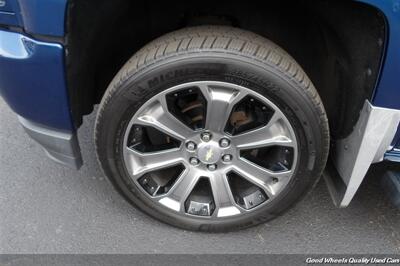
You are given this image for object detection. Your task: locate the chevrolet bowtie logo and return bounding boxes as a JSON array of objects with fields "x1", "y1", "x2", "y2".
[{"x1": 205, "y1": 148, "x2": 214, "y2": 161}]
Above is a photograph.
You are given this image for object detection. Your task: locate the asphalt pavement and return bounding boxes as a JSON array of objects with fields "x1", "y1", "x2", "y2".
[{"x1": 0, "y1": 96, "x2": 399, "y2": 254}]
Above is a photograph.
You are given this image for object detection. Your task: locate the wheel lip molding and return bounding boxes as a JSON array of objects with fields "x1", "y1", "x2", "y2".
[{"x1": 325, "y1": 100, "x2": 400, "y2": 207}]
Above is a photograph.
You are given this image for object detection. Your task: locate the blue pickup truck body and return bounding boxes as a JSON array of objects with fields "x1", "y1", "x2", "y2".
[
  {"x1": 0, "y1": 0, "x2": 399, "y2": 205},
  {"x1": 0, "y1": 0, "x2": 72, "y2": 131}
]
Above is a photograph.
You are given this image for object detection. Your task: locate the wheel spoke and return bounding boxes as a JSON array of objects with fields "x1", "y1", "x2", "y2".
[
  {"x1": 167, "y1": 168, "x2": 200, "y2": 211},
  {"x1": 231, "y1": 113, "x2": 295, "y2": 150},
  {"x1": 198, "y1": 84, "x2": 247, "y2": 132},
  {"x1": 209, "y1": 172, "x2": 235, "y2": 210},
  {"x1": 125, "y1": 147, "x2": 184, "y2": 179},
  {"x1": 134, "y1": 99, "x2": 193, "y2": 141},
  {"x1": 232, "y1": 158, "x2": 292, "y2": 198}
]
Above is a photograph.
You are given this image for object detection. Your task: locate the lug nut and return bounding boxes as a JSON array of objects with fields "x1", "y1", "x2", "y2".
[
  {"x1": 201, "y1": 132, "x2": 212, "y2": 142},
  {"x1": 190, "y1": 157, "x2": 199, "y2": 165},
  {"x1": 220, "y1": 138, "x2": 230, "y2": 148},
  {"x1": 186, "y1": 141, "x2": 196, "y2": 151},
  {"x1": 222, "y1": 154, "x2": 232, "y2": 162},
  {"x1": 207, "y1": 164, "x2": 217, "y2": 171}
]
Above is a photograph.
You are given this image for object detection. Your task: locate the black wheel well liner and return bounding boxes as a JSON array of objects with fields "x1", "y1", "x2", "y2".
[{"x1": 65, "y1": 0, "x2": 386, "y2": 139}]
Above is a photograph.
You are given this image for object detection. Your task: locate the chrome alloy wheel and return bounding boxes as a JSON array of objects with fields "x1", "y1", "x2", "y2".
[{"x1": 122, "y1": 81, "x2": 298, "y2": 219}]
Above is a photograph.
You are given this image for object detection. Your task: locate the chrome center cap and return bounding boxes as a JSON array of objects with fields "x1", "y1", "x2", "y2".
[{"x1": 197, "y1": 142, "x2": 222, "y2": 164}]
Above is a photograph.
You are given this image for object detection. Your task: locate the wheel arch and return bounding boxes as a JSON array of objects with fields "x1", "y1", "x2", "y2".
[{"x1": 64, "y1": 0, "x2": 386, "y2": 141}]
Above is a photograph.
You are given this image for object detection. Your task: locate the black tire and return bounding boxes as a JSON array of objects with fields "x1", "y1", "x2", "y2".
[{"x1": 95, "y1": 26, "x2": 329, "y2": 232}]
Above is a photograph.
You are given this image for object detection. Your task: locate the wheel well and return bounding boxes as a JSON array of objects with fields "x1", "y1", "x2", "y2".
[{"x1": 65, "y1": 0, "x2": 385, "y2": 139}]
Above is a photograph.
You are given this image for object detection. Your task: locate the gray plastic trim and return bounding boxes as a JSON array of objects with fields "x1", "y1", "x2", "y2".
[
  {"x1": 325, "y1": 100, "x2": 400, "y2": 207},
  {"x1": 18, "y1": 116, "x2": 82, "y2": 169}
]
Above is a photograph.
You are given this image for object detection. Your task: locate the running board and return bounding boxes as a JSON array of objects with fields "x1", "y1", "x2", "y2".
[{"x1": 325, "y1": 100, "x2": 400, "y2": 207}]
